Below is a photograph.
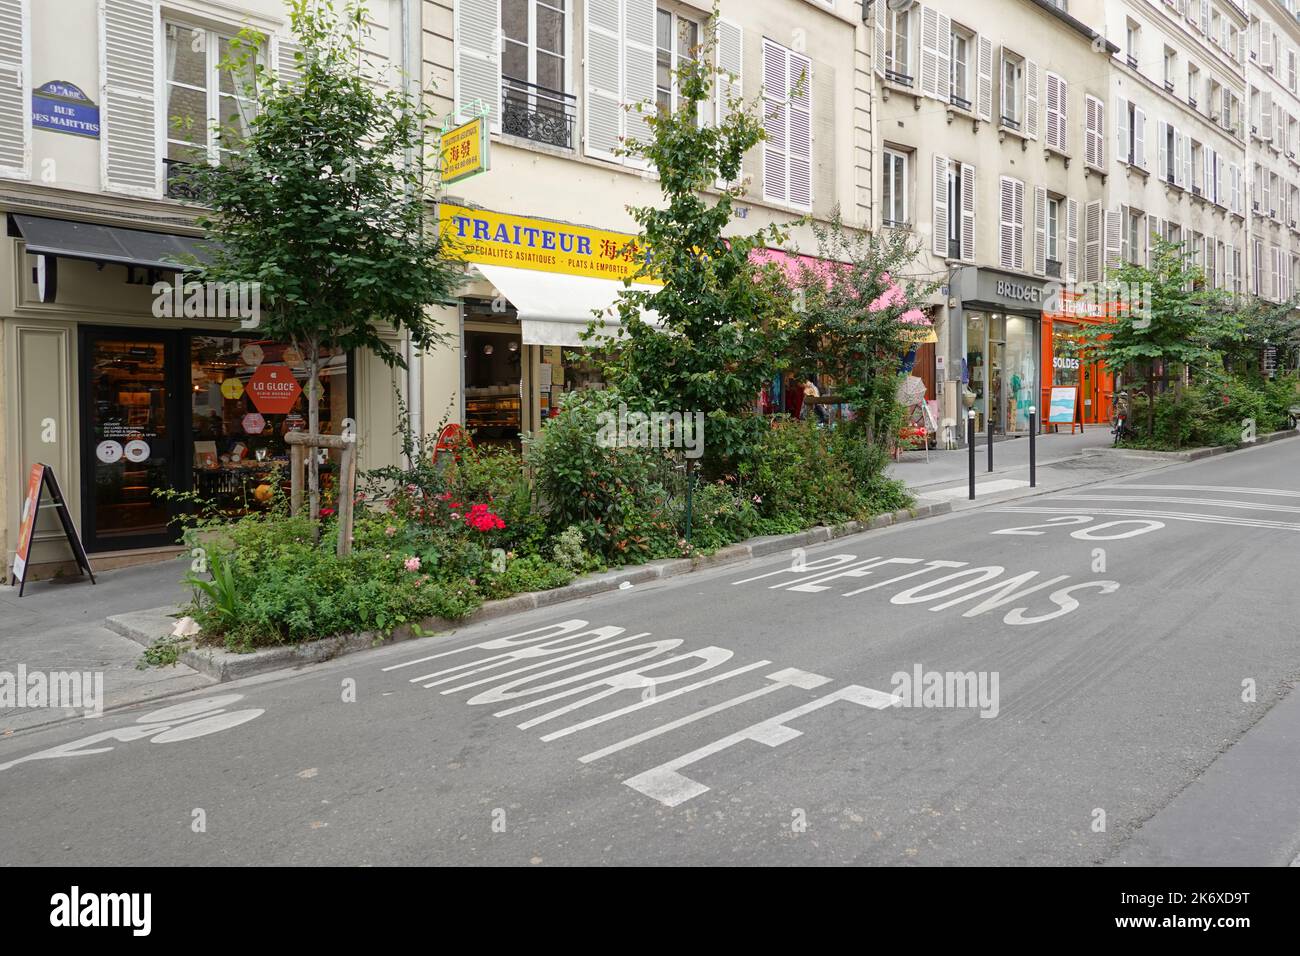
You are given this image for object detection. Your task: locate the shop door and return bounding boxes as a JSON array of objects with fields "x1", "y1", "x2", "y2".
[{"x1": 79, "y1": 329, "x2": 184, "y2": 552}]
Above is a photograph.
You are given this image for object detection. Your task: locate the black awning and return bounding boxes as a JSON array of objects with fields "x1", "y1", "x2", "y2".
[{"x1": 10, "y1": 214, "x2": 212, "y2": 271}]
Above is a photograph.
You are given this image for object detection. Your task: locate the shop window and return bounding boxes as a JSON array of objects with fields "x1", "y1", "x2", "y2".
[{"x1": 189, "y1": 336, "x2": 349, "y2": 515}]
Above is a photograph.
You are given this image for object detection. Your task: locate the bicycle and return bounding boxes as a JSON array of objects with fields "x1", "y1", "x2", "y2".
[{"x1": 1110, "y1": 390, "x2": 1132, "y2": 446}]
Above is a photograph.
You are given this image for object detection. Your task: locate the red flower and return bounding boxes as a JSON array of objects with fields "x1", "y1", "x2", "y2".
[
  {"x1": 319, "y1": 507, "x2": 336, "y2": 517},
  {"x1": 464, "y1": 502, "x2": 506, "y2": 532}
]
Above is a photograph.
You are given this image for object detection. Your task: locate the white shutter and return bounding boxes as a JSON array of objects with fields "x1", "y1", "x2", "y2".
[
  {"x1": 1149, "y1": 216, "x2": 1161, "y2": 266},
  {"x1": 1262, "y1": 91, "x2": 1274, "y2": 139},
  {"x1": 1172, "y1": 128, "x2": 1184, "y2": 187},
  {"x1": 715, "y1": 18, "x2": 743, "y2": 127},
  {"x1": 960, "y1": 162, "x2": 975, "y2": 262},
  {"x1": 100, "y1": 0, "x2": 160, "y2": 197},
  {"x1": 873, "y1": 1, "x2": 885, "y2": 77},
  {"x1": 275, "y1": 36, "x2": 303, "y2": 89},
  {"x1": 1025, "y1": 59, "x2": 1039, "y2": 139},
  {"x1": 999, "y1": 176, "x2": 1015, "y2": 269},
  {"x1": 976, "y1": 35, "x2": 992, "y2": 122},
  {"x1": 935, "y1": 11, "x2": 951, "y2": 104},
  {"x1": 1084, "y1": 200, "x2": 1101, "y2": 283},
  {"x1": 786, "y1": 49, "x2": 812, "y2": 208},
  {"x1": 1157, "y1": 120, "x2": 1168, "y2": 182},
  {"x1": 1085, "y1": 95, "x2": 1102, "y2": 166},
  {"x1": 1103, "y1": 209, "x2": 1121, "y2": 273},
  {"x1": 1226, "y1": 242, "x2": 1235, "y2": 289},
  {"x1": 1116, "y1": 96, "x2": 1129, "y2": 165},
  {"x1": 932, "y1": 153, "x2": 949, "y2": 257},
  {"x1": 1203, "y1": 147, "x2": 1213, "y2": 201},
  {"x1": 1046, "y1": 74, "x2": 1062, "y2": 151},
  {"x1": 762, "y1": 39, "x2": 787, "y2": 202},
  {"x1": 0, "y1": 0, "x2": 29, "y2": 178},
  {"x1": 920, "y1": 6, "x2": 940, "y2": 99},
  {"x1": 1119, "y1": 204, "x2": 1130, "y2": 264},
  {"x1": 455, "y1": 0, "x2": 501, "y2": 129},
  {"x1": 1205, "y1": 238, "x2": 1216, "y2": 287},
  {"x1": 1200, "y1": 0, "x2": 1210, "y2": 35},
  {"x1": 1263, "y1": 169, "x2": 1272, "y2": 215},
  {"x1": 1033, "y1": 185, "x2": 1047, "y2": 276},
  {"x1": 584, "y1": 0, "x2": 622, "y2": 160},
  {"x1": 1182, "y1": 133, "x2": 1192, "y2": 190},
  {"x1": 1134, "y1": 107, "x2": 1146, "y2": 168},
  {"x1": 1065, "y1": 197, "x2": 1078, "y2": 281},
  {"x1": 1215, "y1": 151, "x2": 1224, "y2": 205},
  {"x1": 622, "y1": 0, "x2": 656, "y2": 167}
]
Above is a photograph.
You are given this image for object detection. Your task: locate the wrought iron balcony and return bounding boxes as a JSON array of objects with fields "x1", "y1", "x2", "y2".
[
  {"x1": 885, "y1": 68, "x2": 914, "y2": 88},
  {"x1": 163, "y1": 158, "x2": 202, "y2": 201},
  {"x1": 949, "y1": 92, "x2": 971, "y2": 111},
  {"x1": 1046, "y1": 258, "x2": 1062, "y2": 279},
  {"x1": 502, "y1": 77, "x2": 576, "y2": 150}
]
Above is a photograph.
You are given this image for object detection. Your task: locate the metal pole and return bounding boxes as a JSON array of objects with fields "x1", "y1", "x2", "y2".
[
  {"x1": 1029, "y1": 406, "x2": 1037, "y2": 488},
  {"x1": 967, "y1": 410, "x2": 976, "y2": 500},
  {"x1": 987, "y1": 403, "x2": 994, "y2": 472}
]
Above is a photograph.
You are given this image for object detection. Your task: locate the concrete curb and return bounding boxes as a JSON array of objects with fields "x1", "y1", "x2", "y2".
[
  {"x1": 107, "y1": 500, "x2": 953, "y2": 683},
  {"x1": 1082, "y1": 428, "x2": 1299, "y2": 462}
]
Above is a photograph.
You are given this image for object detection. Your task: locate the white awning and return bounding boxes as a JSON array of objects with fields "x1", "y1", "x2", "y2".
[{"x1": 474, "y1": 263, "x2": 657, "y2": 347}]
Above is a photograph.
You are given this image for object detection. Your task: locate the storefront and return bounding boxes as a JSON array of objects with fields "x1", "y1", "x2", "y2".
[
  {"x1": 952, "y1": 268, "x2": 1045, "y2": 438},
  {"x1": 1041, "y1": 291, "x2": 1115, "y2": 427},
  {"x1": 437, "y1": 203, "x2": 657, "y2": 446},
  {"x1": 3, "y1": 210, "x2": 401, "y2": 578}
]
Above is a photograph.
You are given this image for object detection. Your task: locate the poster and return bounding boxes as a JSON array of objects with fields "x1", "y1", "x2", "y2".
[
  {"x1": 10, "y1": 464, "x2": 95, "y2": 595},
  {"x1": 1048, "y1": 386, "x2": 1079, "y2": 424}
]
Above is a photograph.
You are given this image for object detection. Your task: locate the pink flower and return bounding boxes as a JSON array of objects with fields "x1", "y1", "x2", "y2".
[
  {"x1": 404, "y1": 556, "x2": 421, "y2": 572},
  {"x1": 900, "y1": 308, "x2": 928, "y2": 325},
  {"x1": 385, "y1": 525, "x2": 397, "y2": 537}
]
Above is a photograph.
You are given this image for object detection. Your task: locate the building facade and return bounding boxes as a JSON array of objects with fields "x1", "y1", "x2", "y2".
[{"x1": 0, "y1": 0, "x2": 414, "y2": 578}]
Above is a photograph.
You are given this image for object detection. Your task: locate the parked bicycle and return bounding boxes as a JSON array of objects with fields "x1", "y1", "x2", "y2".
[{"x1": 1110, "y1": 389, "x2": 1139, "y2": 446}]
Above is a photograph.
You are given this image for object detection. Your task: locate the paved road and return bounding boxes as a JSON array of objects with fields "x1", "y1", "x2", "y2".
[{"x1": 3, "y1": 440, "x2": 1299, "y2": 866}]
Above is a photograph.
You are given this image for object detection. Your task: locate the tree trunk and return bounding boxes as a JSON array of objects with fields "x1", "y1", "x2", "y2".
[{"x1": 307, "y1": 339, "x2": 321, "y2": 540}]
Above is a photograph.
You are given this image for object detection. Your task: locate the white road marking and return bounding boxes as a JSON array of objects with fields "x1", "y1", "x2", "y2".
[
  {"x1": 579, "y1": 668, "x2": 831, "y2": 764},
  {"x1": 924, "y1": 479, "x2": 1029, "y2": 501},
  {"x1": 1059, "y1": 494, "x2": 1300, "y2": 514},
  {"x1": 1097, "y1": 484, "x2": 1300, "y2": 498},
  {"x1": 622, "y1": 684, "x2": 898, "y2": 807},
  {"x1": 990, "y1": 506, "x2": 1300, "y2": 532}
]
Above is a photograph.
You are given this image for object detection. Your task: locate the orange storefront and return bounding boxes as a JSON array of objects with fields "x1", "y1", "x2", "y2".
[{"x1": 1040, "y1": 292, "x2": 1116, "y2": 427}]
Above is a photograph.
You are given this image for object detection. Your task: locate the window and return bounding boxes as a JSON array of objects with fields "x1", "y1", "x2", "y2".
[
  {"x1": 762, "y1": 39, "x2": 812, "y2": 209},
  {"x1": 1045, "y1": 73, "x2": 1067, "y2": 152},
  {"x1": 882, "y1": 148, "x2": 909, "y2": 226},
  {"x1": 1163, "y1": 48, "x2": 1176, "y2": 90},
  {"x1": 501, "y1": 0, "x2": 572, "y2": 149},
  {"x1": 1126, "y1": 20, "x2": 1140, "y2": 67},
  {"x1": 950, "y1": 26, "x2": 973, "y2": 109},
  {"x1": 1191, "y1": 140, "x2": 1203, "y2": 194},
  {"x1": 1046, "y1": 195, "x2": 1061, "y2": 265},
  {"x1": 1120, "y1": 99, "x2": 1146, "y2": 167},
  {"x1": 655, "y1": 8, "x2": 698, "y2": 116},
  {"x1": 885, "y1": 7, "x2": 911, "y2": 83},
  {"x1": 933, "y1": 155, "x2": 974, "y2": 261},
  {"x1": 1124, "y1": 207, "x2": 1144, "y2": 264},
  {"x1": 1001, "y1": 50, "x2": 1023, "y2": 128},
  {"x1": 164, "y1": 22, "x2": 264, "y2": 169},
  {"x1": 1187, "y1": 63, "x2": 1198, "y2": 106}
]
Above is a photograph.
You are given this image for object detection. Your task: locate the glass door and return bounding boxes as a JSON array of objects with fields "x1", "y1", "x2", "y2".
[{"x1": 80, "y1": 329, "x2": 182, "y2": 552}]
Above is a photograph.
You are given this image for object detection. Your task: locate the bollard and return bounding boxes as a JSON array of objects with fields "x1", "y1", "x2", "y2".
[
  {"x1": 987, "y1": 407, "x2": 994, "y2": 472},
  {"x1": 1029, "y1": 406, "x2": 1037, "y2": 488},
  {"x1": 968, "y1": 410, "x2": 976, "y2": 500}
]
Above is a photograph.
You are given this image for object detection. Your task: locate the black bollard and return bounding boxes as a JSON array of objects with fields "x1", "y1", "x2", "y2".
[
  {"x1": 1029, "y1": 407, "x2": 1037, "y2": 488},
  {"x1": 987, "y1": 408, "x2": 994, "y2": 472},
  {"x1": 968, "y1": 411, "x2": 976, "y2": 500}
]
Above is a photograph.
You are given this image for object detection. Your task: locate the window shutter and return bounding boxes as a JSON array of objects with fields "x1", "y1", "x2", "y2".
[
  {"x1": 1226, "y1": 242, "x2": 1235, "y2": 290},
  {"x1": 1157, "y1": 120, "x2": 1168, "y2": 181},
  {"x1": 787, "y1": 50, "x2": 812, "y2": 208},
  {"x1": 455, "y1": 0, "x2": 501, "y2": 129},
  {"x1": 715, "y1": 18, "x2": 743, "y2": 127},
  {"x1": 1200, "y1": 0, "x2": 1209, "y2": 35},
  {"x1": 1033, "y1": 185, "x2": 1047, "y2": 276},
  {"x1": 1084, "y1": 200, "x2": 1101, "y2": 283},
  {"x1": 1116, "y1": 96, "x2": 1129, "y2": 164},
  {"x1": 1262, "y1": 91, "x2": 1273, "y2": 139},
  {"x1": 932, "y1": 153, "x2": 949, "y2": 257},
  {"x1": 1172, "y1": 128, "x2": 1185, "y2": 187},
  {"x1": 1066, "y1": 197, "x2": 1078, "y2": 281},
  {"x1": 1012, "y1": 178, "x2": 1025, "y2": 270},
  {"x1": 100, "y1": 0, "x2": 160, "y2": 197},
  {"x1": 873, "y1": 2, "x2": 885, "y2": 77},
  {"x1": 1103, "y1": 209, "x2": 1121, "y2": 273},
  {"x1": 584, "y1": 0, "x2": 622, "y2": 161},
  {"x1": 960, "y1": 162, "x2": 975, "y2": 262},
  {"x1": 1134, "y1": 107, "x2": 1146, "y2": 168},
  {"x1": 1119, "y1": 204, "x2": 1130, "y2": 264},
  {"x1": 1025, "y1": 59, "x2": 1039, "y2": 139},
  {"x1": 0, "y1": 0, "x2": 29, "y2": 178},
  {"x1": 920, "y1": 6, "x2": 940, "y2": 99},
  {"x1": 275, "y1": 36, "x2": 303, "y2": 89},
  {"x1": 1148, "y1": 216, "x2": 1161, "y2": 266},
  {"x1": 1046, "y1": 74, "x2": 1062, "y2": 150},
  {"x1": 976, "y1": 35, "x2": 992, "y2": 122},
  {"x1": 622, "y1": 0, "x2": 656, "y2": 167},
  {"x1": 935, "y1": 10, "x2": 951, "y2": 104},
  {"x1": 999, "y1": 177, "x2": 1014, "y2": 269},
  {"x1": 762, "y1": 39, "x2": 787, "y2": 202},
  {"x1": 1205, "y1": 238, "x2": 1216, "y2": 287},
  {"x1": 1084, "y1": 95, "x2": 1099, "y2": 166}
]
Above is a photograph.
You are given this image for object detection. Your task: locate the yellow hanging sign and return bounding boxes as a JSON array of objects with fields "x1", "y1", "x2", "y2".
[{"x1": 440, "y1": 118, "x2": 489, "y2": 185}]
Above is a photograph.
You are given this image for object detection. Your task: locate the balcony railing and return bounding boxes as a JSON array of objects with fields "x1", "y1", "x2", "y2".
[
  {"x1": 1000, "y1": 115, "x2": 1021, "y2": 131},
  {"x1": 163, "y1": 158, "x2": 202, "y2": 201},
  {"x1": 502, "y1": 77, "x2": 576, "y2": 150},
  {"x1": 885, "y1": 68, "x2": 914, "y2": 88},
  {"x1": 1046, "y1": 258, "x2": 1062, "y2": 279},
  {"x1": 949, "y1": 92, "x2": 972, "y2": 111}
]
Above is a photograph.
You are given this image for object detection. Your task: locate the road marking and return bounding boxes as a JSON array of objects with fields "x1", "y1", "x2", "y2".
[
  {"x1": 622, "y1": 684, "x2": 898, "y2": 807},
  {"x1": 990, "y1": 506, "x2": 1300, "y2": 532},
  {"x1": 1097, "y1": 484, "x2": 1300, "y2": 498},
  {"x1": 923, "y1": 478, "x2": 1030, "y2": 501},
  {"x1": 1059, "y1": 494, "x2": 1300, "y2": 514},
  {"x1": 578, "y1": 668, "x2": 831, "y2": 764}
]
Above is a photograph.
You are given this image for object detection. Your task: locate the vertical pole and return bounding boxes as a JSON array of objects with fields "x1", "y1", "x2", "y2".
[
  {"x1": 336, "y1": 445, "x2": 355, "y2": 557},
  {"x1": 967, "y1": 410, "x2": 976, "y2": 500},
  {"x1": 987, "y1": 402, "x2": 994, "y2": 472},
  {"x1": 1029, "y1": 406, "x2": 1037, "y2": 488},
  {"x1": 290, "y1": 443, "x2": 304, "y2": 517}
]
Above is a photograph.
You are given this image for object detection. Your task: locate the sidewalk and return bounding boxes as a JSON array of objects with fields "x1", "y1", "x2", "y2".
[
  {"x1": 0, "y1": 559, "x2": 213, "y2": 733},
  {"x1": 887, "y1": 424, "x2": 1118, "y2": 491}
]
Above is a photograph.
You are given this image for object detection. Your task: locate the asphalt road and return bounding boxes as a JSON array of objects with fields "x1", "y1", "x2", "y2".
[{"x1": 3, "y1": 440, "x2": 1300, "y2": 866}]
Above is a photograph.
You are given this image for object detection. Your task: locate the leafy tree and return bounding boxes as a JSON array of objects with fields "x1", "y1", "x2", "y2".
[
  {"x1": 782, "y1": 216, "x2": 939, "y2": 446},
  {"x1": 1218, "y1": 294, "x2": 1300, "y2": 377},
  {"x1": 184, "y1": 0, "x2": 459, "y2": 526},
  {"x1": 592, "y1": 17, "x2": 788, "y2": 480},
  {"x1": 1076, "y1": 235, "x2": 1234, "y2": 437}
]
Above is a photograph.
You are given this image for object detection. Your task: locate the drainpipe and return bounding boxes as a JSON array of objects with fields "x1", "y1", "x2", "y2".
[{"x1": 401, "y1": 0, "x2": 422, "y2": 466}]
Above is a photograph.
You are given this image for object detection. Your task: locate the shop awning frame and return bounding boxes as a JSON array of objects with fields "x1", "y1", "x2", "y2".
[{"x1": 10, "y1": 214, "x2": 212, "y2": 272}]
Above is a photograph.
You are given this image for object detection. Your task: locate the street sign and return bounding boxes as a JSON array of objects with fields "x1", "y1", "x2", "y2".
[
  {"x1": 440, "y1": 117, "x2": 489, "y2": 185},
  {"x1": 246, "y1": 365, "x2": 303, "y2": 415}
]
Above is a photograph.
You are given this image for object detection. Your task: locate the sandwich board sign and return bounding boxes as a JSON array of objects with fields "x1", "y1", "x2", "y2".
[
  {"x1": 10, "y1": 463, "x2": 95, "y2": 596},
  {"x1": 1048, "y1": 386, "x2": 1081, "y2": 430}
]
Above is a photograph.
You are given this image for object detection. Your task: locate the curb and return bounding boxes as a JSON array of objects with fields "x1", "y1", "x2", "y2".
[
  {"x1": 108, "y1": 500, "x2": 953, "y2": 683},
  {"x1": 1081, "y1": 428, "x2": 1299, "y2": 462}
]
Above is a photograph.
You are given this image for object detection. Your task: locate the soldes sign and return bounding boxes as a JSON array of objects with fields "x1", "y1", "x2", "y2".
[{"x1": 246, "y1": 365, "x2": 303, "y2": 415}]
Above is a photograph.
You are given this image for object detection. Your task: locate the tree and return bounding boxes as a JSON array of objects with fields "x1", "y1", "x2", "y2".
[
  {"x1": 592, "y1": 17, "x2": 788, "y2": 480},
  {"x1": 1219, "y1": 294, "x2": 1300, "y2": 377},
  {"x1": 184, "y1": 0, "x2": 459, "y2": 528},
  {"x1": 782, "y1": 216, "x2": 939, "y2": 446},
  {"x1": 1076, "y1": 235, "x2": 1234, "y2": 438}
]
